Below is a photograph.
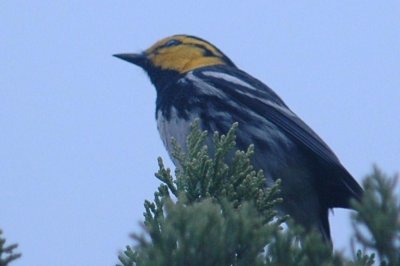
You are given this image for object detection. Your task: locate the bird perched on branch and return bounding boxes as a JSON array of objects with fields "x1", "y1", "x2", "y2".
[{"x1": 114, "y1": 34, "x2": 363, "y2": 244}]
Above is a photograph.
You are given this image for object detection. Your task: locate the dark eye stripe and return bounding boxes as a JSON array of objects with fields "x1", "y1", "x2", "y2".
[
  {"x1": 191, "y1": 43, "x2": 216, "y2": 57},
  {"x1": 185, "y1": 43, "x2": 236, "y2": 67},
  {"x1": 164, "y1": 39, "x2": 182, "y2": 48}
]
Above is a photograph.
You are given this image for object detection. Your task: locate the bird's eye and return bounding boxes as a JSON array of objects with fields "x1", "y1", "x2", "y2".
[{"x1": 164, "y1": 39, "x2": 182, "y2": 47}]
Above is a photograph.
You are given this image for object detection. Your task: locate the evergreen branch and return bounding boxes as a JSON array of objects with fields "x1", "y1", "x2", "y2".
[{"x1": 0, "y1": 230, "x2": 21, "y2": 266}]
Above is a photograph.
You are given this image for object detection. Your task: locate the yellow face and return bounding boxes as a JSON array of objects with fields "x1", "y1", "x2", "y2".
[{"x1": 144, "y1": 35, "x2": 234, "y2": 73}]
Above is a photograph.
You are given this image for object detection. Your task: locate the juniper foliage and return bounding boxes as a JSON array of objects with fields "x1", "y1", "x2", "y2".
[
  {"x1": 351, "y1": 167, "x2": 400, "y2": 265},
  {"x1": 118, "y1": 121, "x2": 398, "y2": 266},
  {"x1": 0, "y1": 230, "x2": 20, "y2": 266}
]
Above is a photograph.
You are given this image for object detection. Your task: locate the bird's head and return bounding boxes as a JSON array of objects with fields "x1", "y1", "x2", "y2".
[{"x1": 114, "y1": 35, "x2": 236, "y2": 89}]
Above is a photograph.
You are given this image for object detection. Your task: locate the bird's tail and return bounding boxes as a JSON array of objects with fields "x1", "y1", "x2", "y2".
[{"x1": 322, "y1": 165, "x2": 364, "y2": 209}]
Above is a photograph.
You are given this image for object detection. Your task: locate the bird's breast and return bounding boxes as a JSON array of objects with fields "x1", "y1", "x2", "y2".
[{"x1": 156, "y1": 107, "x2": 194, "y2": 162}]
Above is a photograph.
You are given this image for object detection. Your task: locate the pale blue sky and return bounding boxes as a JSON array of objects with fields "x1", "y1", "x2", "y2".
[{"x1": 1, "y1": 1, "x2": 399, "y2": 265}]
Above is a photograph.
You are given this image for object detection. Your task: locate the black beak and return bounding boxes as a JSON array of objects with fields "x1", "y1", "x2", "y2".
[{"x1": 113, "y1": 53, "x2": 147, "y2": 68}]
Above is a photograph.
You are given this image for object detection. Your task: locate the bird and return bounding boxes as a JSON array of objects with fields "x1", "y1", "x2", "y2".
[{"x1": 114, "y1": 34, "x2": 363, "y2": 244}]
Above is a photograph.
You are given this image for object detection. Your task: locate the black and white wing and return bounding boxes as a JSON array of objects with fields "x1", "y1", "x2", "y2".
[{"x1": 187, "y1": 66, "x2": 363, "y2": 207}]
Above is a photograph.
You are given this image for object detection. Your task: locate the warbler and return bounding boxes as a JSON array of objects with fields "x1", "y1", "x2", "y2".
[{"x1": 114, "y1": 35, "x2": 363, "y2": 243}]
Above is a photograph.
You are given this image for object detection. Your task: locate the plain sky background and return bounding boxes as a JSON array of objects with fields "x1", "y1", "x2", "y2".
[{"x1": 1, "y1": 1, "x2": 399, "y2": 265}]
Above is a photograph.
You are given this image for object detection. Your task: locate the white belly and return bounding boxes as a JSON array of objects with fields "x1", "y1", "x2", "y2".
[{"x1": 156, "y1": 108, "x2": 194, "y2": 162}]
